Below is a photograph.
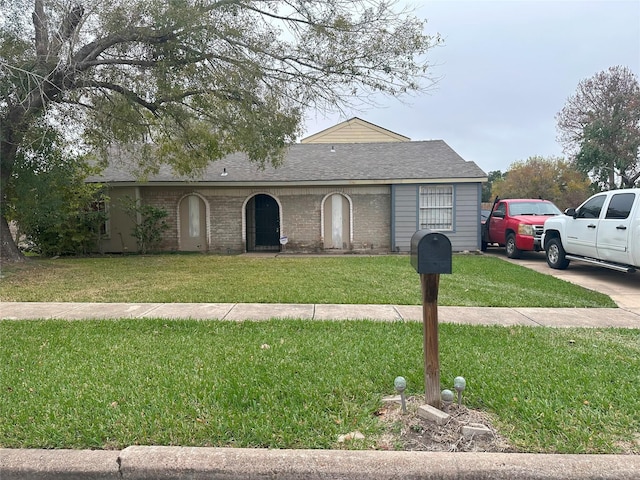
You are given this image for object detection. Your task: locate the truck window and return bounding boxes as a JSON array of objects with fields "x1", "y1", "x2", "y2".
[
  {"x1": 577, "y1": 195, "x2": 606, "y2": 219},
  {"x1": 507, "y1": 202, "x2": 561, "y2": 216},
  {"x1": 605, "y1": 193, "x2": 636, "y2": 220}
]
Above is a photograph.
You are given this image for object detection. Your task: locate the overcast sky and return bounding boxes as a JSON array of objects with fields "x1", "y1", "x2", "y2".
[{"x1": 301, "y1": 0, "x2": 640, "y2": 175}]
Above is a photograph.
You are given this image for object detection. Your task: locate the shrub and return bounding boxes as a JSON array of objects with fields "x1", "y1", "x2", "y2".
[{"x1": 120, "y1": 197, "x2": 170, "y2": 254}]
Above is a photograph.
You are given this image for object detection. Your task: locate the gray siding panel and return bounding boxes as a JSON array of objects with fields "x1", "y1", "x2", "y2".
[
  {"x1": 393, "y1": 183, "x2": 481, "y2": 252},
  {"x1": 392, "y1": 185, "x2": 418, "y2": 252},
  {"x1": 450, "y1": 184, "x2": 481, "y2": 252}
]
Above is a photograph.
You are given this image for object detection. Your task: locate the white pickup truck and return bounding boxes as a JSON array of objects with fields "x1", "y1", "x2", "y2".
[{"x1": 542, "y1": 188, "x2": 640, "y2": 273}]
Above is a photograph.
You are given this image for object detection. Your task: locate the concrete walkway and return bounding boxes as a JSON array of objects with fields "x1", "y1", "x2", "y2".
[{"x1": 1, "y1": 301, "x2": 640, "y2": 328}]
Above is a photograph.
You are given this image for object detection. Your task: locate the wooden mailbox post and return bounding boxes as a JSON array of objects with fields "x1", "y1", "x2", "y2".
[{"x1": 410, "y1": 230, "x2": 452, "y2": 408}]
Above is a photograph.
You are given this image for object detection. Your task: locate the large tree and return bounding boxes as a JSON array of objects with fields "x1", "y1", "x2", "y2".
[
  {"x1": 0, "y1": 0, "x2": 441, "y2": 262},
  {"x1": 556, "y1": 66, "x2": 640, "y2": 190},
  {"x1": 491, "y1": 156, "x2": 592, "y2": 211}
]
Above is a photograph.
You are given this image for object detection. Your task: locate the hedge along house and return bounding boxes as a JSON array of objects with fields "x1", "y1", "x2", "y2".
[{"x1": 89, "y1": 118, "x2": 487, "y2": 254}]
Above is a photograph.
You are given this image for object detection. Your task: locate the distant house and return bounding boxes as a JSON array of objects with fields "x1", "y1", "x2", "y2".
[{"x1": 89, "y1": 117, "x2": 487, "y2": 254}]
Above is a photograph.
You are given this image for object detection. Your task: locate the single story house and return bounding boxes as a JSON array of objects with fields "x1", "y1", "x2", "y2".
[{"x1": 89, "y1": 118, "x2": 487, "y2": 254}]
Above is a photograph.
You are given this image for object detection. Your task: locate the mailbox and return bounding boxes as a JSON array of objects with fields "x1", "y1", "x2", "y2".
[{"x1": 410, "y1": 229, "x2": 452, "y2": 274}]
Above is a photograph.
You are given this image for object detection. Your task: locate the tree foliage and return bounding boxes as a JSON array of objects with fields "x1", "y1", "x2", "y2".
[
  {"x1": 482, "y1": 170, "x2": 505, "y2": 202},
  {"x1": 491, "y1": 156, "x2": 592, "y2": 210},
  {"x1": 0, "y1": 0, "x2": 442, "y2": 261},
  {"x1": 6, "y1": 125, "x2": 107, "y2": 256},
  {"x1": 556, "y1": 66, "x2": 640, "y2": 190}
]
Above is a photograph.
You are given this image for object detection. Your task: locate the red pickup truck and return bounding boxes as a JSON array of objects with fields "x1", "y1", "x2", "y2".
[{"x1": 481, "y1": 198, "x2": 562, "y2": 258}]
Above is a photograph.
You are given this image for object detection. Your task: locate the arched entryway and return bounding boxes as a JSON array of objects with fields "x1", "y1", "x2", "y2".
[
  {"x1": 245, "y1": 194, "x2": 281, "y2": 252},
  {"x1": 178, "y1": 194, "x2": 208, "y2": 251},
  {"x1": 322, "y1": 193, "x2": 352, "y2": 250}
]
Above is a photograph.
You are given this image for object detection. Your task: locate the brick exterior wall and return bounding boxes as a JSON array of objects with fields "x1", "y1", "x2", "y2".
[
  {"x1": 209, "y1": 194, "x2": 245, "y2": 252},
  {"x1": 105, "y1": 185, "x2": 391, "y2": 254},
  {"x1": 279, "y1": 193, "x2": 323, "y2": 251},
  {"x1": 140, "y1": 188, "x2": 180, "y2": 251},
  {"x1": 352, "y1": 193, "x2": 391, "y2": 251}
]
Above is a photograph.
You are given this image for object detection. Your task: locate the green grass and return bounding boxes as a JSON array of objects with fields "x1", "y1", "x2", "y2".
[
  {"x1": 0, "y1": 254, "x2": 615, "y2": 307},
  {"x1": 0, "y1": 254, "x2": 629, "y2": 453},
  {"x1": 0, "y1": 319, "x2": 638, "y2": 453}
]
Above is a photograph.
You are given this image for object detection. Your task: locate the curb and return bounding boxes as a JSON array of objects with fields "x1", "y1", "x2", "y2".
[{"x1": 2, "y1": 447, "x2": 640, "y2": 479}]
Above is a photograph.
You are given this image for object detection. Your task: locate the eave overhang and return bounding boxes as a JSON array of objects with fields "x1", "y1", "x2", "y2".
[{"x1": 93, "y1": 177, "x2": 488, "y2": 188}]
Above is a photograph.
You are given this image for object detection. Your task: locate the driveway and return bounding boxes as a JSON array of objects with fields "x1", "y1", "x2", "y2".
[{"x1": 484, "y1": 249, "x2": 640, "y2": 312}]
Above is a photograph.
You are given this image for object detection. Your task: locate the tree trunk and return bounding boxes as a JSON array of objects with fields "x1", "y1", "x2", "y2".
[
  {"x1": 609, "y1": 159, "x2": 615, "y2": 190},
  {"x1": 0, "y1": 215, "x2": 25, "y2": 263}
]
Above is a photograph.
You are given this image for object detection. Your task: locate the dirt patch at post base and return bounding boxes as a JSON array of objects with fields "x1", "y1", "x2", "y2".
[{"x1": 375, "y1": 396, "x2": 516, "y2": 452}]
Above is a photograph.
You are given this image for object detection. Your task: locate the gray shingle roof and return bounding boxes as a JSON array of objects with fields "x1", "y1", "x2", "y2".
[{"x1": 89, "y1": 140, "x2": 487, "y2": 185}]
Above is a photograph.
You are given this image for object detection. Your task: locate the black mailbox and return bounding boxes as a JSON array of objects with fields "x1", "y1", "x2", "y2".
[{"x1": 410, "y1": 229, "x2": 452, "y2": 274}]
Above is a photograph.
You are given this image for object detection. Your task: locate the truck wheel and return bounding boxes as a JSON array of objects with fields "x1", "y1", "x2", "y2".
[
  {"x1": 505, "y1": 234, "x2": 521, "y2": 259},
  {"x1": 546, "y1": 238, "x2": 570, "y2": 270}
]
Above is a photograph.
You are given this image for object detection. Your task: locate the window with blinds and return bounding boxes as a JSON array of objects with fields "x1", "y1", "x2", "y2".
[{"x1": 419, "y1": 186, "x2": 453, "y2": 231}]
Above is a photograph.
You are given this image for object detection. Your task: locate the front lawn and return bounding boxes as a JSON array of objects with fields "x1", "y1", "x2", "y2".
[
  {"x1": 0, "y1": 319, "x2": 638, "y2": 453},
  {"x1": 0, "y1": 254, "x2": 615, "y2": 307}
]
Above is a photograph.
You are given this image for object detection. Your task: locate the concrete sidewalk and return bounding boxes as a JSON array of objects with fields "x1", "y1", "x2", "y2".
[{"x1": 1, "y1": 301, "x2": 639, "y2": 328}]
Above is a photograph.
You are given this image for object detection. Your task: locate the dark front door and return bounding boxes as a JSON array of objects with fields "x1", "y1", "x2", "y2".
[{"x1": 247, "y1": 194, "x2": 280, "y2": 251}]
